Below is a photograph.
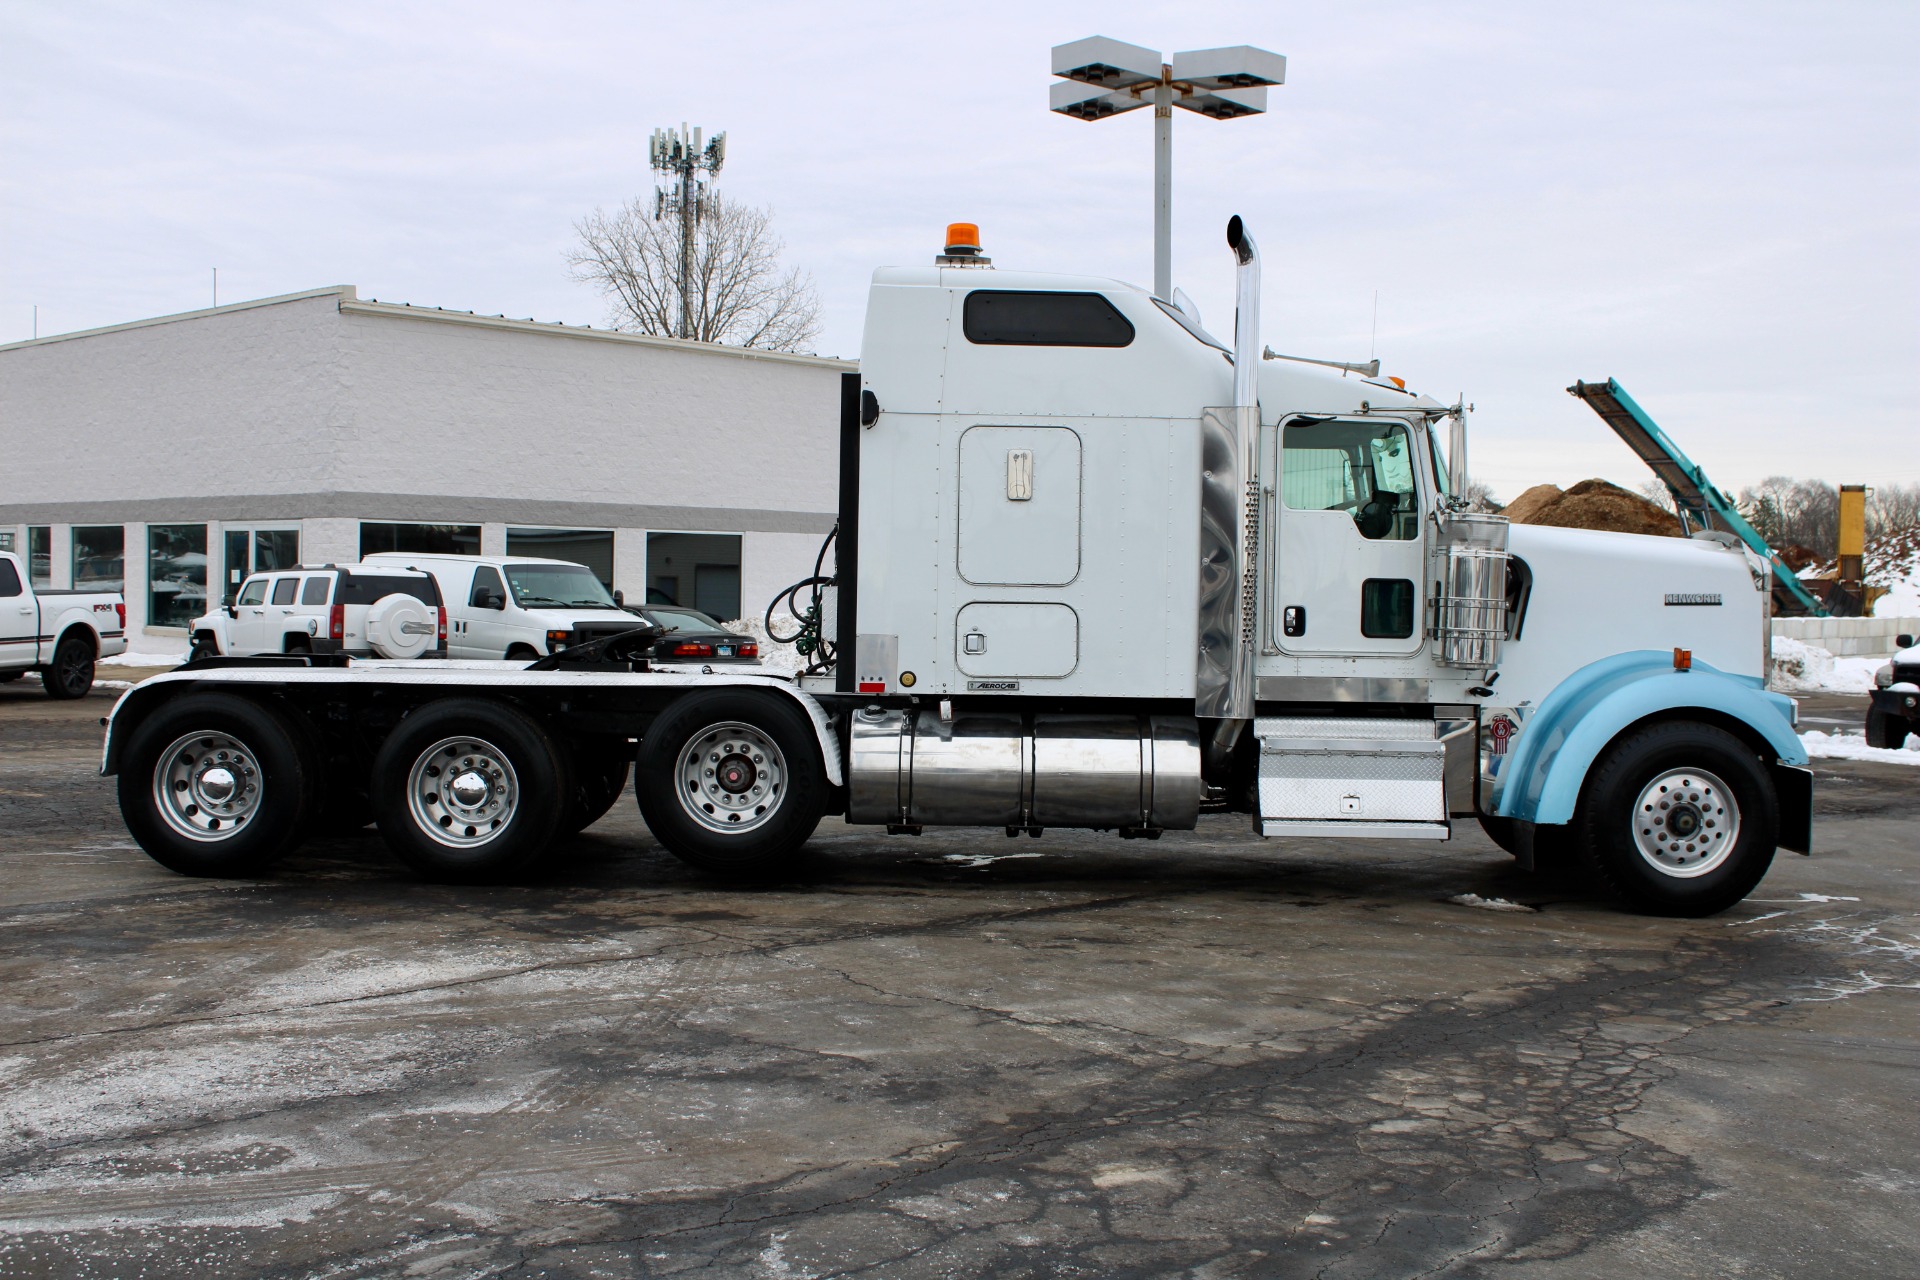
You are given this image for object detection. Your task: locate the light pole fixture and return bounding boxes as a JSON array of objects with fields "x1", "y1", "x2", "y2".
[
  {"x1": 1050, "y1": 36, "x2": 1285, "y2": 301},
  {"x1": 649, "y1": 123, "x2": 727, "y2": 340}
]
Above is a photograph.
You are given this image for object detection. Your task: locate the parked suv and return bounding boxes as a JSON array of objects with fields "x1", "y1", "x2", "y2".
[
  {"x1": 364, "y1": 553, "x2": 649, "y2": 660},
  {"x1": 1869, "y1": 633, "x2": 1919, "y2": 749},
  {"x1": 189, "y1": 564, "x2": 446, "y2": 660}
]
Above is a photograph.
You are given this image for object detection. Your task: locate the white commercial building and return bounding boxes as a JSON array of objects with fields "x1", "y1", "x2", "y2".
[{"x1": 0, "y1": 287, "x2": 848, "y2": 638}]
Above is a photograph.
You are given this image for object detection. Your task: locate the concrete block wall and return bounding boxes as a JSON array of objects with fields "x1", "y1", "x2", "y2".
[{"x1": 1772, "y1": 616, "x2": 1920, "y2": 656}]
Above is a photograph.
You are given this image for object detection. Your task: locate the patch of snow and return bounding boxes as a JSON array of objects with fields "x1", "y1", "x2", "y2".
[
  {"x1": 721, "y1": 616, "x2": 809, "y2": 678},
  {"x1": 1795, "y1": 892, "x2": 1862, "y2": 903},
  {"x1": 1447, "y1": 893, "x2": 1537, "y2": 913},
  {"x1": 1798, "y1": 729, "x2": 1920, "y2": 765},
  {"x1": 100, "y1": 645, "x2": 187, "y2": 667},
  {"x1": 941, "y1": 853, "x2": 1045, "y2": 869},
  {"x1": 1768, "y1": 635, "x2": 1883, "y2": 693}
]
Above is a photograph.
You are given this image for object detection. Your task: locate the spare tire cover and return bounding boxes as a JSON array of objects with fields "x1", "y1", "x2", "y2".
[{"x1": 365, "y1": 593, "x2": 433, "y2": 660}]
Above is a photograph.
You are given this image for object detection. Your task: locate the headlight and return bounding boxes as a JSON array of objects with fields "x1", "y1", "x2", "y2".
[{"x1": 1876, "y1": 664, "x2": 1895, "y2": 689}]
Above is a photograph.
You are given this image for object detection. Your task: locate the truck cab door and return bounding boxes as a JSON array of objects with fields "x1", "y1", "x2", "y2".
[
  {"x1": 1272, "y1": 417, "x2": 1427, "y2": 657},
  {"x1": 0, "y1": 557, "x2": 35, "y2": 663}
]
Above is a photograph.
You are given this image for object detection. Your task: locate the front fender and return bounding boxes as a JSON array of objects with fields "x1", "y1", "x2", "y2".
[{"x1": 1494, "y1": 651, "x2": 1803, "y2": 826}]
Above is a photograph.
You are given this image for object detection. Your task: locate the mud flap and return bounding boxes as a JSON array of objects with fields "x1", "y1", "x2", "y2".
[{"x1": 1771, "y1": 763, "x2": 1812, "y2": 855}]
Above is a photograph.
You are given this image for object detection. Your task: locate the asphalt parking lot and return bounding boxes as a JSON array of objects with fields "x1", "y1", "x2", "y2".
[{"x1": 1, "y1": 681, "x2": 1915, "y2": 1279}]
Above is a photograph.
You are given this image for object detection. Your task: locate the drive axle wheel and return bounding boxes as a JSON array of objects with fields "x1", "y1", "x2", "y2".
[
  {"x1": 1574, "y1": 721, "x2": 1777, "y2": 917},
  {"x1": 118, "y1": 693, "x2": 319, "y2": 876},
  {"x1": 372, "y1": 698, "x2": 567, "y2": 882},
  {"x1": 635, "y1": 690, "x2": 824, "y2": 876}
]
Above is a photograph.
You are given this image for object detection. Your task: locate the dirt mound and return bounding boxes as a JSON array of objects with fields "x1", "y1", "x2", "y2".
[{"x1": 1502, "y1": 479, "x2": 1681, "y2": 537}]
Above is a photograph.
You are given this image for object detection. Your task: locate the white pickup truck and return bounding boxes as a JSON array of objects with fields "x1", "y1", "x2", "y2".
[{"x1": 0, "y1": 550, "x2": 128, "y2": 698}]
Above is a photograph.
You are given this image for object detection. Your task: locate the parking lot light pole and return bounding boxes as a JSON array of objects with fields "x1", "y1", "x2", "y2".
[{"x1": 1050, "y1": 37, "x2": 1286, "y2": 301}]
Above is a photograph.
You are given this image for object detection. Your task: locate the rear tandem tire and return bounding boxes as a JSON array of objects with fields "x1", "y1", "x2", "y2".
[
  {"x1": 634, "y1": 689, "x2": 825, "y2": 877},
  {"x1": 118, "y1": 693, "x2": 320, "y2": 876},
  {"x1": 371, "y1": 698, "x2": 569, "y2": 882},
  {"x1": 1573, "y1": 721, "x2": 1778, "y2": 917}
]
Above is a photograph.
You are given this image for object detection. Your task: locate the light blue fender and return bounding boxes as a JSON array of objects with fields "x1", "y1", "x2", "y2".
[{"x1": 1493, "y1": 650, "x2": 1805, "y2": 825}]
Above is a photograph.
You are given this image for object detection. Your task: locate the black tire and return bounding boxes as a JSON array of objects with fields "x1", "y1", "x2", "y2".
[
  {"x1": 506, "y1": 645, "x2": 540, "y2": 662},
  {"x1": 0, "y1": 671, "x2": 21, "y2": 683},
  {"x1": 188, "y1": 632, "x2": 220, "y2": 662},
  {"x1": 1573, "y1": 721, "x2": 1778, "y2": 917},
  {"x1": 371, "y1": 698, "x2": 569, "y2": 882},
  {"x1": 43, "y1": 633, "x2": 95, "y2": 700},
  {"x1": 635, "y1": 689, "x2": 826, "y2": 876},
  {"x1": 118, "y1": 693, "x2": 320, "y2": 876},
  {"x1": 563, "y1": 750, "x2": 632, "y2": 835},
  {"x1": 1866, "y1": 707, "x2": 1910, "y2": 750}
]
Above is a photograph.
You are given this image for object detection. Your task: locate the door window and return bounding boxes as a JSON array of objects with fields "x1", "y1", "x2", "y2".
[
  {"x1": 270, "y1": 577, "x2": 299, "y2": 605},
  {"x1": 301, "y1": 576, "x2": 331, "y2": 605},
  {"x1": 470, "y1": 566, "x2": 505, "y2": 607},
  {"x1": 237, "y1": 578, "x2": 268, "y2": 606},
  {"x1": 0, "y1": 559, "x2": 20, "y2": 597},
  {"x1": 1282, "y1": 419, "x2": 1420, "y2": 541}
]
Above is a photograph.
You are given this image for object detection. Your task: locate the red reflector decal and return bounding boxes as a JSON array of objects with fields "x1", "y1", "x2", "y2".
[{"x1": 857, "y1": 681, "x2": 886, "y2": 693}]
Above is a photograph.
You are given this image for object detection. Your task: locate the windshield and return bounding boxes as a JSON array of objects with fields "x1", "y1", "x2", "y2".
[
  {"x1": 503, "y1": 564, "x2": 620, "y2": 610},
  {"x1": 642, "y1": 606, "x2": 732, "y2": 636},
  {"x1": 1428, "y1": 424, "x2": 1451, "y2": 496}
]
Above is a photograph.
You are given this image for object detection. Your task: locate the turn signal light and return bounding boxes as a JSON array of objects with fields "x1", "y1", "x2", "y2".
[
  {"x1": 671, "y1": 641, "x2": 715, "y2": 657},
  {"x1": 547, "y1": 629, "x2": 572, "y2": 651},
  {"x1": 1673, "y1": 647, "x2": 1692, "y2": 671},
  {"x1": 115, "y1": 603, "x2": 126, "y2": 628},
  {"x1": 739, "y1": 643, "x2": 758, "y2": 658},
  {"x1": 437, "y1": 607, "x2": 448, "y2": 643},
  {"x1": 329, "y1": 604, "x2": 345, "y2": 641}
]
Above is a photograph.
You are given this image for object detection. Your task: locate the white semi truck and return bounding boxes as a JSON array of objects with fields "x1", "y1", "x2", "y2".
[{"x1": 101, "y1": 220, "x2": 1810, "y2": 915}]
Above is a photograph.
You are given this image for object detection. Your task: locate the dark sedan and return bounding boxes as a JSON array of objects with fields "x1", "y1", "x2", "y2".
[{"x1": 637, "y1": 606, "x2": 760, "y2": 664}]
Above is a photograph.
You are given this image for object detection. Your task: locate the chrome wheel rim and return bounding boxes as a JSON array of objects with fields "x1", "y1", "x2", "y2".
[
  {"x1": 154, "y1": 732, "x2": 263, "y2": 842},
  {"x1": 407, "y1": 736, "x2": 519, "y2": 848},
  {"x1": 1631, "y1": 767, "x2": 1740, "y2": 878},
  {"x1": 676, "y1": 721, "x2": 786, "y2": 834}
]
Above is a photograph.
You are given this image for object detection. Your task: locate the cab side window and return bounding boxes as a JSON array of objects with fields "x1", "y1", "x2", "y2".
[
  {"x1": 0, "y1": 559, "x2": 20, "y2": 598},
  {"x1": 301, "y1": 576, "x2": 331, "y2": 605},
  {"x1": 236, "y1": 578, "x2": 268, "y2": 606},
  {"x1": 470, "y1": 566, "x2": 505, "y2": 607},
  {"x1": 1282, "y1": 419, "x2": 1419, "y2": 541},
  {"x1": 270, "y1": 577, "x2": 299, "y2": 605}
]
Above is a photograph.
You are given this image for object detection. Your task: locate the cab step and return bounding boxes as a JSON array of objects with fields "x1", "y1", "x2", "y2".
[{"x1": 1255, "y1": 716, "x2": 1449, "y2": 840}]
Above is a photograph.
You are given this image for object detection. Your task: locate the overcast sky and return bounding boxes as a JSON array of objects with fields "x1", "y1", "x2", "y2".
[{"x1": 3, "y1": 0, "x2": 1914, "y2": 499}]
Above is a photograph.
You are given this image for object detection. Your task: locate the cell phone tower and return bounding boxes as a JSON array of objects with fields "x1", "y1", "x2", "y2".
[{"x1": 649, "y1": 123, "x2": 727, "y2": 340}]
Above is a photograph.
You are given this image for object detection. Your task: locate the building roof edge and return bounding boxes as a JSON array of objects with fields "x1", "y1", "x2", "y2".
[{"x1": 0, "y1": 287, "x2": 359, "y2": 353}]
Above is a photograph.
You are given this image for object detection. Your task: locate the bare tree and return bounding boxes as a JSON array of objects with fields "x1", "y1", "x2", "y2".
[
  {"x1": 1868, "y1": 482, "x2": 1920, "y2": 536},
  {"x1": 1461, "y1": 479, "x2": 1502, "y2": 513},
  {"x1": 1637, "y1": 480, "x2": 1676, "y2": 515},
  {"x1": 569, "y1": 194, "x2": 820, "y2": 352}
]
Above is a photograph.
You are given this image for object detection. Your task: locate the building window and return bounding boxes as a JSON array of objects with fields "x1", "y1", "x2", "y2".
[
  {"x1": 359, "y1": 522, "x2": 480, "y2": 557},
  {"x1": 647, "y1": 532, "x2": 741, "y2": 621},
  {"x1": 27, "y1": 526, "x2": 51, "y2": 588},
  {"x1": 148, "y1": 524, "x2": 209, "y2": 629},
  {"x1": 506, "y1": 528, "x2": 614, "y2": 589},
  {"x1": 73, "y1": 526, "x2": 126, "y2": 592},
  {"x1": 0, "y1": 530, "x2": 13, "y2": 552}
]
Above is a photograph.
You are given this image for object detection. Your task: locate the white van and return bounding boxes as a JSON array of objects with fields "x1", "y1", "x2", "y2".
[{"x1": 362, "y1": 553, "x2": 646, "y2": 661}]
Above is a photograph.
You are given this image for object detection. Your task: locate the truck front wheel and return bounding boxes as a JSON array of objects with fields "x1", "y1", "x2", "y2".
[
  {"x1": 1574, "y1": 721, "x2": 1778, "y2": 917},
  {"x1": 371, "y1": 698, "x2": 568, "y2": 882},
  {"x1": 1866, "y1": 706, "x2": 1911, "y2": 750},
  {"x1": 43, "y1": 633, "x2": 95, "y2": 700},
  {"x1": 635, "y1": 690, "x2": 825, "y2": 876},
  {"x1": 118, "y1": 693, "x2": 319, "y2": 876}
]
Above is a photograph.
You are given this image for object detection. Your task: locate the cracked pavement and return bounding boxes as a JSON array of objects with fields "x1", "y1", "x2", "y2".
[{"x1": 1, "y1": 685, "x2": 1916, "y2": 1278}]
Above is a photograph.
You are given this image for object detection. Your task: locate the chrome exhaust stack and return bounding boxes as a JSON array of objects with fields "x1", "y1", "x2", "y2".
[{"x1": 1196, "y1": 216, "x2": 1262, "y2": 730}]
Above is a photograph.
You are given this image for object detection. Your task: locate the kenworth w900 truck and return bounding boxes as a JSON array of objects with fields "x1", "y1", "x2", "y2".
[{"x1": 101, "y1": 220, "x2": 1810, "y2": 916}]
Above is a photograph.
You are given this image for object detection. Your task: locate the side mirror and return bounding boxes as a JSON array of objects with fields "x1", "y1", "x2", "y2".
[
  {"x1": 613, "y1": 589, "x2": 625, "y2": 608},
  {"x1": 1899, "y1": 634, "x2": 1915, "y2": 650},
  {"x1": 226, "y1": 604, "x2": 238, "y2": 619}
]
